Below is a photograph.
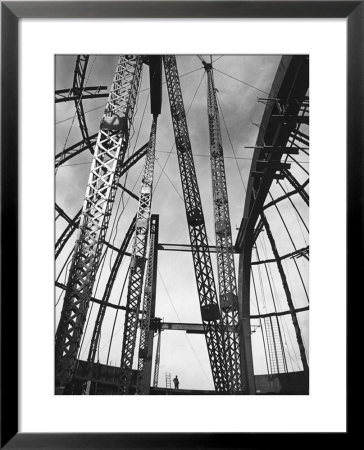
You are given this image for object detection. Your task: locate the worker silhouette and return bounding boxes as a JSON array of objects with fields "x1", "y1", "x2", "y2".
[{"x1": 173, "y1": 375, "x2": 179, "y2": 390}]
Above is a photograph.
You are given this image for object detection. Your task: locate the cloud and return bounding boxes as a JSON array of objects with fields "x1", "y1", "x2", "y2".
[{"x1": 56, "y1": 55, "x2": 309, "y2": 389}]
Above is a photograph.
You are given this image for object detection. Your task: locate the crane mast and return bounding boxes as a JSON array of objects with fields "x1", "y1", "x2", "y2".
[
  {"x1": 119, "y1": 118, "x2": 158, "y2": 394},
  {"x1": 136, "y1": 215, "x2": 159, "y2": 394},
  {"x1": 55, "y1": 56, "x2": 143, "y2": 390},
  {"x1": 204, "y1": 60, "x2": 243, "y2": 393},
  {"x1": 163, "y1": 55, "x2": 228, "y2": 392}
]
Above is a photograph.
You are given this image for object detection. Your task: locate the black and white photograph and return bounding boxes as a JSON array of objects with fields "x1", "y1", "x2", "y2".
[{"x1": 55, "y1": 54, "x2": 309, "y2": 396}]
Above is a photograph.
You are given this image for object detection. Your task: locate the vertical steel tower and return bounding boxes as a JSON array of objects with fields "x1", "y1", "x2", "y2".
[
  {"x1": 55, "y1": 56, "x2": 143, "y2": 389},
  {"x1": 203, "y1": 59, "x2": 243, "y2": 393},
  {"x1": 153, "y1": 326, "x2": 162, "y2": 388},
  {"x1": 119, "y1": 119, "x2": 158, "y2": 394},
  {"x1": 136, "y1": 215, "x2": 159, "y2": 394},
  {"x1": 163, "y1": 55, "x2": 228, "y2": 392}
]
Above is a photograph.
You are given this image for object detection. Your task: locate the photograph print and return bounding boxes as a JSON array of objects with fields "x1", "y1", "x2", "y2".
[{"x1": 55, "y1": 55, "x2": 309, "y2": 395}]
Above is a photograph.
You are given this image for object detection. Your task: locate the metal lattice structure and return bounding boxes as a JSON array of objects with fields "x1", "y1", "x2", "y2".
[
  {"x1": 153, "y1": 327, "x2": 162, "y2": 388},
  {"x1": 203, "y1": 59, "x2": 243, "y2": 393},
  {"x1": 163, "y1": 55, "x2": 228, "y2": 392},
  {"x1": 261, "y1": 213, "x2": 309, "y2": 373},
  {"x1": 136, "y1": 215, "x2": 159, "y2": 394},
  {"x1": 55, "y1": 56, "x2": 143, "y2": 388},
  {"x1": 87, "y1": 216, "x2": 136, "y2": 368},
  {"x1": 235, "y1": 55, "x2": 309, "y2": 392},
  {"x1": 263, "y1": 315, "x2": 288, "y2": 374},
  {"x1": 119, "y1": 118, "x2": 158, "y2": 394},
  {"x1": 55, "y1": 55, "x2": 309, "y2": 396}
]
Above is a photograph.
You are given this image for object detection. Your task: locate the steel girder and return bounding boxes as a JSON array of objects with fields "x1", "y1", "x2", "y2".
[
  {"x1": 119, "y1": 143, "x2": 148, "y2": 177},
  {"x1": 263, "y1": 179, "x2": 309, "y2": 210},
  {"x1": 55, "y1": 143, "x2": 148, "y2": 260},
  {"x1": 236, "y1": 56, "x2": 309, "y2": 250},
  {"x1": 205, "y1": 63, "x2": 243, "y2": 393},
  {"x1": 55, "y1": 137, "x2": 147, "y2": 171},
  {"x1": 55, "y1": 56, "x2": 143, "y2": 388},
  {"x1": 263, "y1": 315, "x2": 288, "y2": 374},
  {"x1": 283, "y1": 169, "x2": 309, "y2": 206},
  {"x1": 119, "y1": 119, "x2": 158, "y2": 394},
  {"x1": 55, "y1": 134, "x2": 98, "y2": 169},
  {"x1": 260, "y1": 214, "x2": 309, "y2": 373},
  {"x1": 251, "y1": 246, "x2": 310, "y2": 266},
  {"x1": 55, "y1": 208, "x2": 82, "y2": 259},
  {"x1": 55, "y1": 86, "x2": 108, "y2": 103},
  {"x1": 163, "y1": 55, "x2": 228, "y2": 392},
  {"x1": 153, "y1": 327, "x2": 161, "y2": 388},
  {"x1": 87, "y1": 216, "x2": 136, "y2": 368},
  {"x1": 136, "y1": 214, "x2": 159, "y2": 394},
  {"x1": 235, "y1": 56, "x2": 309, "y2": 392},
  {"x1": 72, "y1": 56, "x2": 93, "y2": 150}
]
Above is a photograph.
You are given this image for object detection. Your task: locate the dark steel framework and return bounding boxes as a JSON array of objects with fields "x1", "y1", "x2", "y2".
[
  {"x1": 235, "y1": 55, "x2": 309, "y2": 391},
  {"x1": 55, "y1": 54, "x2": 309, "y2": 396},
  {"x1": 203, "y1": 58, "x2": 243, "y2": 393},
  {"x1": 119, "y1": 119, "x2": 158, "y2": 394},
  {"x1": 163, "y1": 55, "x2": 228, "y2": 392},
  {"x1": 136, "y1": 215, "x2": 159, "y2": 394},
  {"x1": 55, "y1": 56, "x2": 143, "y2": 389}
]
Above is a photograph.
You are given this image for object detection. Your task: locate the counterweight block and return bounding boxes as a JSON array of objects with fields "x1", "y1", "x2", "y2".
[
  {"x1": 187, "y1": 208, "x2": 204, "y2": 227},
  {"x1": 220, "y1": 292, "x2": 238, "y2": 310},
  {"x1": 201, "y1": 303, "x2": 221, "y2": 322},
  {"x1": 100, "y1": 114, "x2": 128, "y2": 133}
]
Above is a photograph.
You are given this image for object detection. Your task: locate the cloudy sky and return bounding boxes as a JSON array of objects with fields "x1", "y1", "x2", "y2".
[{"x1": 55, "y1": 55, "x2": 309, "y2": 391}]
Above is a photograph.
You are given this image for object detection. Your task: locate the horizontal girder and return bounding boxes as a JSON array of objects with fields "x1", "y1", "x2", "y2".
[{"x1": 55, "y1": 86, "x2": 108, "y2": 103}]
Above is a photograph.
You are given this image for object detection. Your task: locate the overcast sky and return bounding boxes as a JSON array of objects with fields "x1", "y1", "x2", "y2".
[{"x1": 55, "y1": 55, "x2": 309, "y2": 391}]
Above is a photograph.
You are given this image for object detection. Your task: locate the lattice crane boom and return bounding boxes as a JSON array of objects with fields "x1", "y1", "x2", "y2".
[
  {"x1": 119, "y1": 118, "x2": 158, "y2": 394},
  {"x1": 203, "y1": 60, "x2": 243, "y2": 393},
  {"x1": 55, "y1": 55, "x2": 143, "y2": 389},
  {"x1": 163, "y1": 55, "x2": 228, "y2": 392},
  {"x1": 136, "y1": 215, "x2": 159, "y2": 394}
]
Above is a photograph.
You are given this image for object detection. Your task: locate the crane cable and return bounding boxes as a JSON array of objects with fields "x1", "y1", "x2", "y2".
[{"x1": 55, "y1": 56, "x2": 97, "y2": 175}]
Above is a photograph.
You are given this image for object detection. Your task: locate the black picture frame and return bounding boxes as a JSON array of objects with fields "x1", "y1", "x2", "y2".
[{"x1": 1, "y1": 1, "x2": 358, "y2": 447}]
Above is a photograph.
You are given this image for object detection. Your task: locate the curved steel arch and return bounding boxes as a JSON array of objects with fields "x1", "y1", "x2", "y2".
[{"x1": 235, "y1": 55, "x2": 309, "y2": 393}]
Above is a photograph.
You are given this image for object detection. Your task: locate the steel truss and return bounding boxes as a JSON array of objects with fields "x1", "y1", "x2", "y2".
[
  {"x1": 55, "y1": 56, "x2": 143, "y2": 389},
  {"x1": 119, "y1": 119, "x2": 158, "y2": 394},
  {"x1": 55, "y1": 144, "x2": 148, "y2": 261},
  {"x1": 153, "y1": 326, "x2": 162, "y2": 388},
  {"x1": 87, "y1": 216, "x2": 136, "y2": 368},
  {"x1": 204, "y1": 61, "x2": 243, "y2": 393},
  {"x1": 261, "y1": 213, "x2": 309, "y2": 373},
  {"x1": 72, "y1": 56, "x2": 93, "y2": 152},
  {"x1": 163, "y1": 55, "x2": 228, "y2": 392},
  {"x1": 136, "y1": 214, "x2": 159, "y2": 394},
  {"x1": 55, "y1": 86, "x2": 108, "y2": 103}
]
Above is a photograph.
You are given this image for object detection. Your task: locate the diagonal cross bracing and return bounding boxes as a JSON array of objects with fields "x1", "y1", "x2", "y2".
[
  {"x1": 72, "y1": 56, "x2": 92, "y2": 150},
  {"x1": 136, "y1": 215, "x2": 158, "y2": 394},
  {"x1": 119, "y1": 119, "x2": 158, "y2": 394},
  {"x1": 205, "y1": 63, "x2": 243, "y2": 393},
  {"x1": 55, "y1": 56, "x2": 143, "y2": 388},
  {"x1": 163, "y1": 55, "x2": 228, "y2": 392},
  {"x1": 55, "y1": 134, "x2": 98, "y2": 170},
  {"x1": 87, "y1": 216, "x2": 136, "y2": 368},
  {"x1": 153, "y1": 327, "x2": 162, "y2": 388}
]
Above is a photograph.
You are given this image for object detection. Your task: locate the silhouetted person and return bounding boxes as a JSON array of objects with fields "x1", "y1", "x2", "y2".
[{"x1": 173, "y1": 375, "x2": 179, "y2": 389}]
